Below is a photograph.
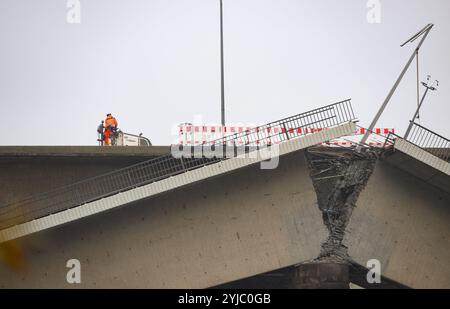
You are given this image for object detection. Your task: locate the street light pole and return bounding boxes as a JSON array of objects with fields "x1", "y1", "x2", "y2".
[
  {"x1": 416, "y1": 50, "x2": 420, "y2": 120},
  {"x1": 357, "y1": 24, "x2": 434, "y2": 152},
  {"x1": 220, "y1": 0, "x2": 225, "y2": 127},
  {"x1": 404, "y1": 76, "x2": 439, "y2": 139}
]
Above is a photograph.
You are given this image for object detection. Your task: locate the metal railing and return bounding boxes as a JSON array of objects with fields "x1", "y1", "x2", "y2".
[
  {"x1": 0, "y1": 99, "x2": 355, "y2": 229},
  {"x1": 403, "y1": 122, "x2": 450, "y2": 161}
]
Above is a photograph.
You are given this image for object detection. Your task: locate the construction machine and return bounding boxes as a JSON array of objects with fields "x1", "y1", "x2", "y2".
[{"x1": 98, "y1": 129, "x2": 152, "y2": 146}]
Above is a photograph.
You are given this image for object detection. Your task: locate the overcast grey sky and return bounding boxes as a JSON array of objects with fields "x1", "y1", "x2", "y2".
[{"x1": 0, "y1": 0, "x2": 449, "y2": 145}]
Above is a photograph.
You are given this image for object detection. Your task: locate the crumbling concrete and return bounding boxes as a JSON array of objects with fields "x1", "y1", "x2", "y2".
[{"x1": 304, "y1": 146, "x2": 378, "y2": 263}]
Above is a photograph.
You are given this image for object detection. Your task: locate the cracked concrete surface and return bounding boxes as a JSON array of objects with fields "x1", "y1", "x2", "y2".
[{"x1": 305, "y1": 146, "x2": 378, "y2": 263}]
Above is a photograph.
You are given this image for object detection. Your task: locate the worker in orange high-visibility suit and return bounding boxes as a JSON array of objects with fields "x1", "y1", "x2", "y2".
[{"x1": 104, "y1": 113, "x2": 118, "y2": 146}]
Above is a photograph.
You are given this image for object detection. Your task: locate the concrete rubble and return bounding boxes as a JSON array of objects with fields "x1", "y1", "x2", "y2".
[{"x1": 304, "y1": 146, "x2": 379, "y2": 264}]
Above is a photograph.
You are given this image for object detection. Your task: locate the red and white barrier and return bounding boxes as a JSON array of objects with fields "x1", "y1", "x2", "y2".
[{"x1": 178, "y1": 124, "x2": 395, "y2": 147}]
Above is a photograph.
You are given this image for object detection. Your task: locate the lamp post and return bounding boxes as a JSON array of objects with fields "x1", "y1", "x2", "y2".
[
  {"x1": 219, "y1": 0, "x2": 225, "y2": 127},
  {"x1": 357, "y1": 24, "x2": 434, "y2": 152},
  {"x1": 404, "y1": 76, "x2": 439, "y2": 140}
]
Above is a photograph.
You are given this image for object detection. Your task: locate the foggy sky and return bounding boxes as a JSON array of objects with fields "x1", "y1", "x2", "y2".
[{"x1": 0, "y1": 0, "x2": 449, "y2": 145}]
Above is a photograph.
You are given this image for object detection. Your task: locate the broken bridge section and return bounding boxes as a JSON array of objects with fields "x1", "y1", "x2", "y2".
[
  {"x1": 305, "y1": 147, "x2": 378, "y2": 263},
  {"x1": 0, "y1": 100, "x2": 357, "y2": 243}
]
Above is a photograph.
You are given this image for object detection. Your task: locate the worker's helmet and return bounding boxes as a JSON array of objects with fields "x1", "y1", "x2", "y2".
[
  {"x1": 106, "y1": 113, "x2": 112, "y2": 117},
  {"x1": 101, "y1": 120, "x2": 104, "y2": 123}
]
